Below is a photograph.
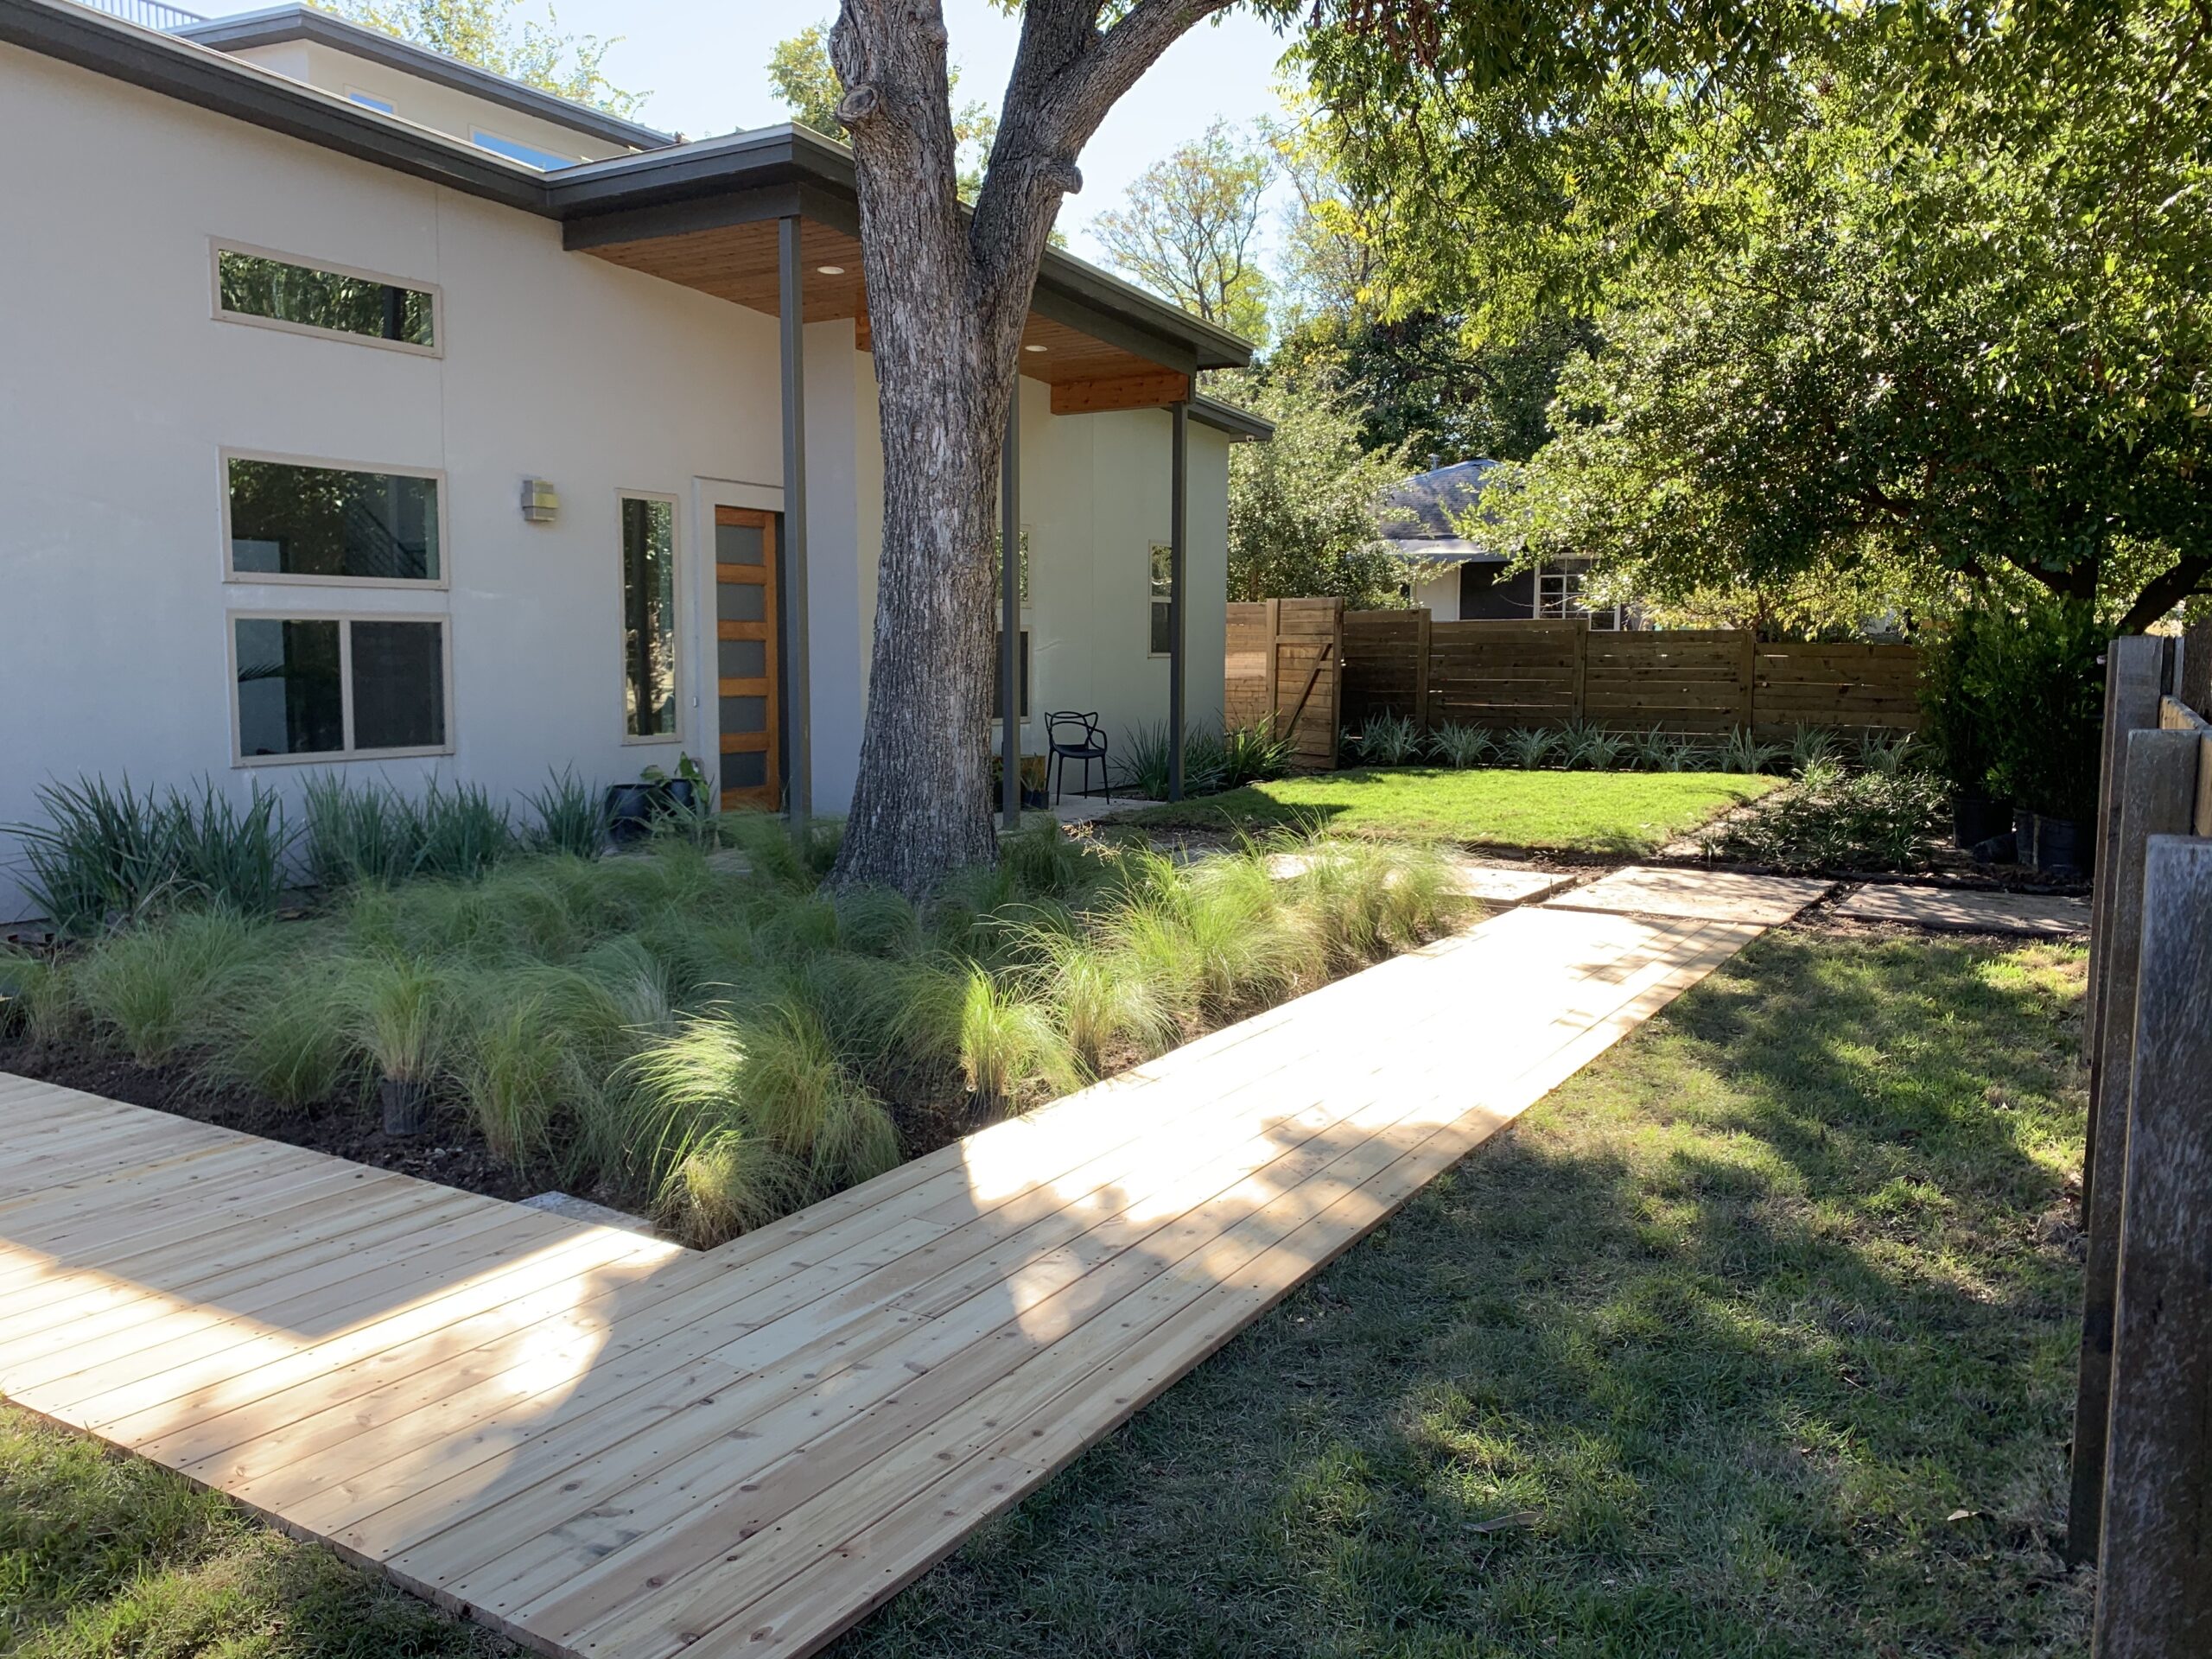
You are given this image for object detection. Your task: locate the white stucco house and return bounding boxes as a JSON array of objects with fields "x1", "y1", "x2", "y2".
[{"x1": 0, "y1": 0, "x2": 1268, "y2": 919}]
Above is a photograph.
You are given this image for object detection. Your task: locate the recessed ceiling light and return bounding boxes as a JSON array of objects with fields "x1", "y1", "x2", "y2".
[
  {"x1": 1023, "y1": 343, "x2": 1047, "y2": 353},
  {"x1": 816, "y1": 264, "x2": 846, "y2": 276}
]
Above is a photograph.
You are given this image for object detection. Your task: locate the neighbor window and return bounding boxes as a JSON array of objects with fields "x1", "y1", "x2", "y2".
[
  {"x1": 232, "y1": 615, "x2": 448, "y2": 760},
  {"x1": 621, "y1": 496, "x2": 677, "y2": 739},
  {"x1": 216, "y1": 247, "x2": 435, "y2": 349},
  {"x1": 226, "y1": 457, "x2": 442, "y2": 583},
  {"x1": 472, "y1": 129, "x2": 577, "y2": 170},
  {"x1": 1149, "y1": 542, "x2": 1175, "y2": 656}
]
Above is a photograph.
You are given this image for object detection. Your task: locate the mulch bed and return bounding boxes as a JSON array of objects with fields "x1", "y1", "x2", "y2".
[{"x1": 0, "y1": 1039, "x2": 539, "y2": 1203}]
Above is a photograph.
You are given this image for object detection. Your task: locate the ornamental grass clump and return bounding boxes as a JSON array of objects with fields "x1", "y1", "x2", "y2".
[{"x1": 73, "y1": 907, "x2": 280, "y2": 1066}]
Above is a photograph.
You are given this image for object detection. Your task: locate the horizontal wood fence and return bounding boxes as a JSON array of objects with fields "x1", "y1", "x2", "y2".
[
  {"x1": 1224, "y1": 598, "x2": 1342, "y2": 772},
  {"x1": 2066, "y1": 633, "x2": 2212, "y2": 1658},
  {"x1": 1337, "y1": 613, "x2": 1922, "y2": 739}
]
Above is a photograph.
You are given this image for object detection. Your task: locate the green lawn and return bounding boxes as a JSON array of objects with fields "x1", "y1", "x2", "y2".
[
  {"x1": 834, "y1": 931, "x2": 2091, "y2": 1659},
  {"x1": 1, "y1": 932, "x2": 2088, "y2": 1659},
  {"x1": 1122, "y1": 767, "x2": 1779, "y2": 856}
]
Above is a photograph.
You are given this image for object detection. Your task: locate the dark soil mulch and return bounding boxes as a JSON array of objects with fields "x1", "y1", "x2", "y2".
[{"x1": 0, "y1": 1039, "x2": 538, "y2": 1202}]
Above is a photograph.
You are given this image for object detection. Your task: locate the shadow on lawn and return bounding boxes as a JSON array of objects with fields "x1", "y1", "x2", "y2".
[{"x1": 832, "y1": 931, "x2": 2093, "y2": 1659}]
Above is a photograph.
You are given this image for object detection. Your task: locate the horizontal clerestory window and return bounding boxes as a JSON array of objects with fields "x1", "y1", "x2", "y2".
[
  {"x1": 232, "y1": 614, "x2": 449, "y2": 761},
  {"x1": 226, "y1": 457, "x2": 442, "y2": 585},
  {"x1": 215, "y1": 246, "x2": 436, "y2": 350}
]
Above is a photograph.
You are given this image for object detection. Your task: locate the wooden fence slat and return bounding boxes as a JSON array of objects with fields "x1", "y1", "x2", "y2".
[
  {"x1": 2067, "y1": 727, "x2": 2201, "y2": 1567},
  {"x1": 2087, "y1": 639, "x2": 2171, "y2": 1065},
  {"x1": 2092, "y1": 835, "x2": 2212, "y2": 1657}
]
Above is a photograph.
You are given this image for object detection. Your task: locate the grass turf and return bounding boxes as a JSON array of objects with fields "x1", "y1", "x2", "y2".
[
  {"x1": 831, "y1": 931, "x2": 2091, "y2": 1659},
  {"x1": 0, "y1": 931, "x2": 2089, "y2": 1659},
  {"x1": 1121, "y1": 767, "x2": 1779, "y2": 856}
]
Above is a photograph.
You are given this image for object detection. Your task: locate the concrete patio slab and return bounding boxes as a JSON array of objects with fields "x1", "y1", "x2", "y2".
[
  {"x1": 1830, "y1": 883, "x2": 2090, "y2": 938},
  {"x1": 1545, "y1": 865, "x2": 1834, "y2": 926}
]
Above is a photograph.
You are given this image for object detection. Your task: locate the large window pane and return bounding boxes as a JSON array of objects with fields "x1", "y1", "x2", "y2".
[
  {"x1": 217, "y1": 249, "x2": 435, "y2": 348},
  {"x1": 622, "y1": 497, "x2": 677, "y2": 738},
  {"x1": 234, "y1": 617, "x2": 342, "y2": 756},
  {"x1": 351, "y1": 620, "x2": 447, "y2": 750},
  {"x1": 228, "y1": 459, "x2": 441, "y2": 582}
]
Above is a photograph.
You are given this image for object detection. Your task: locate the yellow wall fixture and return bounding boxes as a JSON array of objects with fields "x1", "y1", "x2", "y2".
[{"x1": 519, "y1": 478, "x2": 560, "y2": 524}]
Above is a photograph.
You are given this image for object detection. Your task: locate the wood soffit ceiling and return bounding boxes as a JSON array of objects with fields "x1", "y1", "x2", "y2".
[{"x1": 585, "y1": 219, "x2": 1192, "y2": 409}]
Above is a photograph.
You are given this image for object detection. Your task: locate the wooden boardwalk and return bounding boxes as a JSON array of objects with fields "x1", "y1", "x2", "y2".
[{"x1": 0, "y1": 887, "x2": 1808, "y2": 1658}]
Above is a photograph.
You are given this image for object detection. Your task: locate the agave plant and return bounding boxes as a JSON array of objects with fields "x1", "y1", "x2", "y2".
[
  {"x1": 1355, "y1": 712, "x2": 1422, "y2": 766},
  {"x1": 1788, "y1": 724, "x2": 1841, "y2": 774},
  {"x1": 1429, "y1": 722, "x2": 1493, "y2": 769},
  {"x1": 1500, "y1": 726, "x2": 1564, "y2": 770},
  {"x1": 1719, "y1": 727, "x2": 1784, "y2": 775}
]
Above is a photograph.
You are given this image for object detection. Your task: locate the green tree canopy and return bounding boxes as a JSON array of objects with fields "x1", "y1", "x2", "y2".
[
  {"x1": 329, "y1": 0, "x2": 643, "y2": 118},
  {"x1": 1304, "y1": 0, "x2": 2212, "y2": 631},
  {"x1": 1222, "y1": 358, "x2": 1415, "y2": 607},
  {"x1": 1092, "y1": 119, "x2": 1274, "y2": 344}
]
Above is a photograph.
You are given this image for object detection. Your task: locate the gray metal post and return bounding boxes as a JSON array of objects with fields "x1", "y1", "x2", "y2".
[
  {"x1": 1167, "y1": 401, "x2": 1188, "y2": 802},
  {"x1": 778, "y1": 215, "x2": 811, "y2": 823},
  {"x1": 1001, "y1": 397, "x2": 1021, "y2": 830}
]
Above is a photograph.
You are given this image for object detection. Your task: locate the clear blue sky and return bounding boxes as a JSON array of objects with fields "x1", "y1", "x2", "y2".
[{"x1": 190, "y1": 1, "x2": 1302, "y2": 265}]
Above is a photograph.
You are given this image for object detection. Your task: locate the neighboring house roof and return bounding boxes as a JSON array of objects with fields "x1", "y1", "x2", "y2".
[
  {"x1": 1382, "y1": 458, "x2": 1503, "y2": 563},
  {"x1": 8, "y1": 0, "x2": 1265, "y2": 393},
  {"x1": 173, "y1": 3, "x2": 676, "y2": 153}
]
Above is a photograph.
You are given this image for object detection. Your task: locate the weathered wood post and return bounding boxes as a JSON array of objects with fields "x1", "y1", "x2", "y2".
[
  {"x1": 1413, "y1": 607, "x2": 1433, "y2": 735},
  {"x1": 2093, "y1": 835, "x2": 2212, "y2": 1656},
  {"x1": 2084, "y1": 637, "x2": 2170, "y2": 1063}
]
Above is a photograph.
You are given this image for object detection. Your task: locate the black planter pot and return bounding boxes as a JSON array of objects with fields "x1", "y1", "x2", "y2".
[
  {"x1": 2032, "y1": 813, "x2": 2088, "y2": 876},
  {"x1": 2012, "y1": 808, "x2": 2039, "y2": 870},
  {"x1": 1020, "y1": 785, "x2": 1049, "y2": 810},
  {"x1": 380, "y1": 1077, "x2": 430, "y2": 1137},
  {"x1": 605, "y1": 782, "x2": 657, "y2": 846},
  {"x1": 1953, "y1": 792, "x2": 2012, "y2": 851}
]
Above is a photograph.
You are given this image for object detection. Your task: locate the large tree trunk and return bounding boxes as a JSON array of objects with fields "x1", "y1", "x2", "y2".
[{"x1": 826, "y1": 0, "x2": 1231, "y2": 898}]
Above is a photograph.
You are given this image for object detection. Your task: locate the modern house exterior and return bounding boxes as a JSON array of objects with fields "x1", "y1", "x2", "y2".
[
  {"x1": 1385, "y1": 458, "x2": 1626, "y2": 628},
  {"x1": 0, "y1": 0, "x2": 1268, "y2": 920}
]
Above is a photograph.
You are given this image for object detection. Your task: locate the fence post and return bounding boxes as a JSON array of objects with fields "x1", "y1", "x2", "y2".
[
  {"x1": 1263, "y1": 599, "x2": 1281, "y2": 736},
  {"x1": 1571, "y1": 615, "x2": 1590, "y2": 723},
  {"x1": 2093, "y1": 835, "x2": 2212, "y2": 1656},
  {"x1": 2086, "y1": 637, "x2": 2171, "y2": 1063},
  {"x1": 2067, "y1": 726, "x2": 2201, "y2": 1566},
  {"x1": 1737, "y1": 631, "x2": 1758, "y2": 732},
  {"x1": 1413, "y1": 607, "x2": 1433, "y2": 734}
]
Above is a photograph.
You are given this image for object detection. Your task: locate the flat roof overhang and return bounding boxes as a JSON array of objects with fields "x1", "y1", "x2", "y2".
[{"x1": 3, "y1": 0, "x2": 1271, "y2": 428}]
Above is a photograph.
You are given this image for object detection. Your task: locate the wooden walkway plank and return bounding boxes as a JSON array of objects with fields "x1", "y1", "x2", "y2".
[{"x1": 0, "y1": 874, "x2": 1800, "y2": 1659}]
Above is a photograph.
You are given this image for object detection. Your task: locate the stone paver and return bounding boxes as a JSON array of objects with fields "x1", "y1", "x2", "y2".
[
  {"x1": 1830, "y1": 883, "x2": 2089, "y2": 938},
  {"x1": 1545, "y1": 865, "x2": 1834, "y2": 925}
]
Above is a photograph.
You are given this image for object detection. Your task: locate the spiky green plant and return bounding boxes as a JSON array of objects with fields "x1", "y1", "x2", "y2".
[
  {"x1": 1789, "y1": 724, "x2": 1842, "y2": 774},
  {"x1": 1500, "y1": 726, "x2": 1563, "y2": 769},
  {"x1": 301, "y1": 774, "x2": 414, "y2": 889},
  {"x1": 410, "y1": 780, "x2": 515, "y2": 880},
  {"x1": 10, "y1": 776, "x2": 284, "y2": 934},
  {"x1": 1858, "y1": 729, "x2": 1922, "y2": 777},
  {"x1": 1719, "y1": 727, "x2": 1784, "y2": 775},
  {"x1": 526, "y1": 769, "x2": 606, "y2": 860},
  {"x1": 1219, "y1": 720, "x2": 1293, "y2": 787},
  {"x1": 999, "y1": 816, "x2": 1098, "y2": 898},
  {"x1": 1430, "y1": 722, "x2": 1493, "y2": 769},
  {"x1": 1355, "y1": 712, "x2": 1421, "y2": 766},
  {"x1": 1630, "y1": 728, "x2": 1681, "y2": 771},
  {"x1": 74, "y1": 908, "x2": 278, "y2": 1066}
]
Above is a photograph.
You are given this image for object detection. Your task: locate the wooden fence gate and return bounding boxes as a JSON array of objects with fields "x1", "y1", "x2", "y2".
[
  {"x1": 2066, "y1": 632, "x2": 2212, "y2": 1657},
  {"x1": 1224, "y1": 598, "x2": 1341, "y2": 772}
]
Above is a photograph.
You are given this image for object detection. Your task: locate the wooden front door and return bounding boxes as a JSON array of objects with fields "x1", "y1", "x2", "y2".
[{"x1": 713, "y1": 505, "x2": 780, "y2": 810}]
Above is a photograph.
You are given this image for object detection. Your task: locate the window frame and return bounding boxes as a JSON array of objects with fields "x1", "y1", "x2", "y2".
[
  {"x1": 219, "y1": 448, "x2": 451, "y2": 591},
  {"x1": 226, "y1": 608, "x2": 455, "y2": 768},
  {"x1": 1147, "y1": 539, "x2": 1175, "y2": 659},
  {"x1": 617, "y1": 489, "x2": 684, "y2": 748},
  {"x1": 210, "y1": 239, "x2": 443, "y2": 359}
]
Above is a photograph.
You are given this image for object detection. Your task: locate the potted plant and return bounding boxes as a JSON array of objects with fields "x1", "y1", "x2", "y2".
[
  {"x1": 348, "y1": 956, "x2": 449, "y2": 1136},
  {"x1": 606, "y1": 753, "x2": 712, "y2": 845},
  {"x1": 1920, "y1": 608, "x2": 2012, "y2": 850}
]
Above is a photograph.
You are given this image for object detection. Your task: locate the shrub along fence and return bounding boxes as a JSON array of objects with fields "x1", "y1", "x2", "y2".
[{"x1": 2065, "y1": 632, "x2": 2212, "y2": 1656}]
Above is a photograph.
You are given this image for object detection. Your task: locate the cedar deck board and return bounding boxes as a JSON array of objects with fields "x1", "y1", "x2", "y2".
[{"x1": 0, "y1": 891, "x2": 1787, "y2": 1659}]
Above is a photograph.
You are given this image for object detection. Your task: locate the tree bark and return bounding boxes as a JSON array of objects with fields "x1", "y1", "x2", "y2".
[{"x1": 827, "y1": 0, "x2": 1233, "y2": 898}]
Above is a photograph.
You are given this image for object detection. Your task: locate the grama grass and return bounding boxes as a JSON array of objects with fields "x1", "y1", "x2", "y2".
[
  {"x1": 955, "y1": 967, "x2": 1081, "y2": 1116},
  {"x1": 200, "y1": 950, "x2": 362, "y2": 1107},
  {"x1": 73, "y1": 908, "x2": 280, "y2": 1066}
]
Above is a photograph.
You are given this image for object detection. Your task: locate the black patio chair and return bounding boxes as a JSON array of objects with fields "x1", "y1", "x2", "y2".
[{"x1": 1046, "y1": 710, "x2": 1111, "y2": 804}]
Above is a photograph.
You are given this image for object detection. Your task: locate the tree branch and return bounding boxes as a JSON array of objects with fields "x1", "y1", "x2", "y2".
[{"x1": 2119, "y1": 554, "x2": 2212, "y2": 635}]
